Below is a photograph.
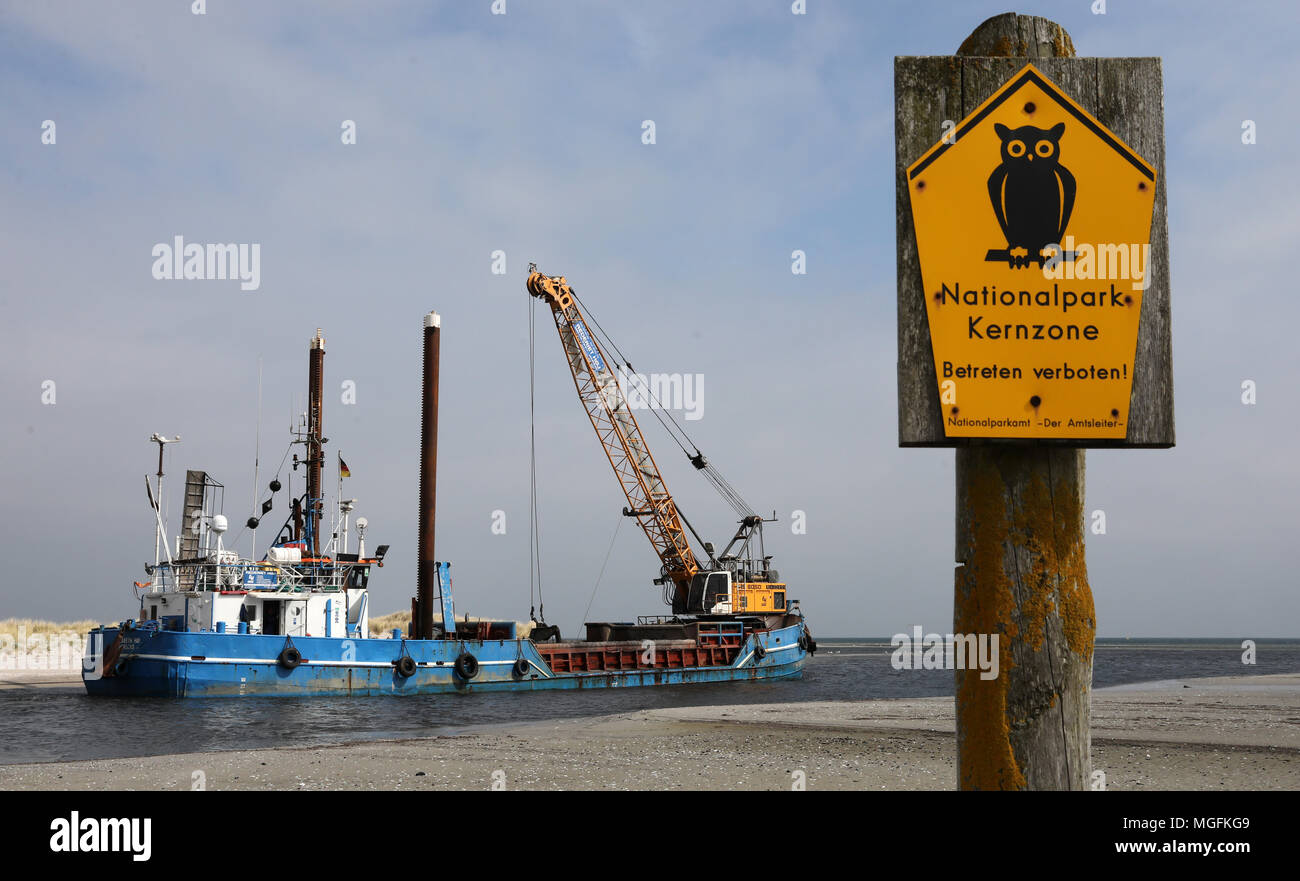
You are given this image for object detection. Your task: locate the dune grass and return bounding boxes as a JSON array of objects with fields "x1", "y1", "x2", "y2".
[
  {"x1": 368, "y1": 611, "x2": 410, "y2": 637},
  {"x1": 368, "y1": 611, "x2": 532, "y2": 637},
  {"x1": 0, "y1": 619, "x2": 92, "y2": 668},
  {"x1": 0, "y1": 618, "x2": 101, "y2": 641}
]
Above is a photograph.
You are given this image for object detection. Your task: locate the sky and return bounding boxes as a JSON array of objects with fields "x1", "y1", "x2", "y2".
[{"x1": 1, "y1": 1, "x2": 1296, "y2": 638}]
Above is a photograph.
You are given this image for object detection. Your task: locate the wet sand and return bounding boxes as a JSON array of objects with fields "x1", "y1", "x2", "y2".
[
  {"x1": 0, "y1": 670, "x2": 82, "y2": 691},
  {"x1": 1, "y1": 673, "x2": 1296, "y2": 790}
]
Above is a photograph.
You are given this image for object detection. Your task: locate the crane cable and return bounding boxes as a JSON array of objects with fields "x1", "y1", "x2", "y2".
[
  {"x1": 577, "y1": 513, "x2": 624, "y2": 637},
  {"x1": 529, "y1": 297, "x2": 545, "y2": 624},
  {"x1": 568, "y1": 286, "x2": 756, "y2": 518},
  {"x1": 570, "y1": 287, "x2": 694, "y2": 459},
  {"x1": 231, "y1": 441, "x2": 296, "y2": 556}
]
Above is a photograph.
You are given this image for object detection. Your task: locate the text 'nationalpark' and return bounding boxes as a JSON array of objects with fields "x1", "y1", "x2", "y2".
[{"x1": 940, "y1": 281, "x2": 1135, "y2": 341}]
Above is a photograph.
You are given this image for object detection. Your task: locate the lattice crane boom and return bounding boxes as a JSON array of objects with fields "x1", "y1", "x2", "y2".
[{"x1": 527, "y1": 268, "x2": 701, "y2": 607}]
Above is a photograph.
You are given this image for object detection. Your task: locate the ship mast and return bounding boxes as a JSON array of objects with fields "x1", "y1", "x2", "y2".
[
  {"x1": 306, "y1": 329, "x2": 326, "y2": 558},
  {"x1": 149, "y1": 432, "x2": 180, "y2": 570}
]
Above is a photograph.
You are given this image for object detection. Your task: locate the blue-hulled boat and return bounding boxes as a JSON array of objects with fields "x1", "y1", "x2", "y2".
[{"x1": 84, "y1": 290, "x2": 815, "y2": 698}]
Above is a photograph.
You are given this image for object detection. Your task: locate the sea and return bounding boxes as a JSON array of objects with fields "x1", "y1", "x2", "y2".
[{"x1": 2, "y1": 638, "x2": 1297, "y2": 765}]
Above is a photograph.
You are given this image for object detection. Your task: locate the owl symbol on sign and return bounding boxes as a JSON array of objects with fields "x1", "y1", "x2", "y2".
[{"x1": 987, "y1": 122, "x2": 1075, "y2": 268}]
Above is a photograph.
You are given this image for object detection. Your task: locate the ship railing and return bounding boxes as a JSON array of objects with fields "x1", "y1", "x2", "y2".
[
  {"x1": 698, "y1": 621, "x2": 745, "y2": 647},
  {"x1": 262, "y1": 564, "x2": 347, "y2": 593},
  {"x1": 143, "y1": 559, "x2": 348, "y2": 594}
]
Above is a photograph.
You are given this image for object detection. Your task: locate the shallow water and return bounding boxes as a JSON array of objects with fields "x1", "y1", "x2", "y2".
[{"x1": 2, "y1": 638, "x2": 1296, "y2": 765}]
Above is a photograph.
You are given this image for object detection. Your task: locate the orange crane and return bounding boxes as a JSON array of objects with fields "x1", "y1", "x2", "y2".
[{"x1": 527, "y1": 265, "x2": 786, "y2": 618}]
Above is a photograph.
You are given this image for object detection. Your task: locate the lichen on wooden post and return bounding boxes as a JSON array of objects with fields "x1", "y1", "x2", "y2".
[{"x1": 955, "y1": 445, "x2": 1094, "y2": 789}]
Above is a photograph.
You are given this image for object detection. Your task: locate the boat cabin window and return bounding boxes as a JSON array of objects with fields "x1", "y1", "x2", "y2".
[{"x1": 346, "y1": 566, "x2": 369, "y2": 590}]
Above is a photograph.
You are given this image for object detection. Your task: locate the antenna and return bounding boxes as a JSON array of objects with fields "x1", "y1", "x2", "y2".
[
  {"x1": 211, "y1": 514, "x2": 228, "y2": 557},
  {"x1": 339, "y1": 498, "x2": 357, "y2": 555},
  {"x1": 356, "y1": 516, "x2": 368, "y2": 558},
  {"x1": 149, "y1": 433, "x2": 181, "y2": 573},
  {"x1": 251, "y1": 357, "x2": 263, "y2": 559}
]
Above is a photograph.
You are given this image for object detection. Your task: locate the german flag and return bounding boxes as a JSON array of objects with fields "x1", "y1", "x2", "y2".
[{"x1": 339, "y1": 454, "x2": 351, "y2": 478}]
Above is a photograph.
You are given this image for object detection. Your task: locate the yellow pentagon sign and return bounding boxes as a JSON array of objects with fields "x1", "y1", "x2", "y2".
[{"x1": 907, "y1": 63, "x2": 1156, "y2": 439}]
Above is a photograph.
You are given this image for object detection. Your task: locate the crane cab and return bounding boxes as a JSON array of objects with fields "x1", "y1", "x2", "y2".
[{"x1": 688, "y1": 570, "x2": 786, "y2": 615}]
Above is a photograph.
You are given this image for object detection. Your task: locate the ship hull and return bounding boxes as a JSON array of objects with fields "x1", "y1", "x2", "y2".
[{"x1": 82, "y1": 622, "x2": 809, "y2": 697}]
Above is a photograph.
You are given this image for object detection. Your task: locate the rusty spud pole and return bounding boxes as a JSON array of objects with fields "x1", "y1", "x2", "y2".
[{"x1": 414, "y1": 311, "x2": 441, "y2": 640}]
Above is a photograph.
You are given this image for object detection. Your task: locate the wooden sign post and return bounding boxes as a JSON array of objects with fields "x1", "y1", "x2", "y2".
[{"x1": 895, "y1": 13, "x2": 1173, "y2": 789}]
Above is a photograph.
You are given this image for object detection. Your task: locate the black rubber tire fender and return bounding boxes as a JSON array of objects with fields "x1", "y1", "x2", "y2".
[
  {"x1": 753, "y1": 642, "x2": 767, "y2": 661},
  {"x1": 395, "y1": 655, "x2": 417, "y2": 678},
  {"x1": 112, "y1": 658, "x2": 130, "y2": 677},
  {"x1": 277, "y1": 646, "x2": 302, "y2": 670},
  {"x1": 454, "y1": 652, "x2": 479, "y2": 680},
  {"x1": 512, "y1": 658, "x2": 531, "y2": 678}
]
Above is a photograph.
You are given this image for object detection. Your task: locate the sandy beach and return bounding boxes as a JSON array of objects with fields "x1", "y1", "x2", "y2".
[{"x1": 0, "y1": 672, "x2": 1296, "y2": 790}]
